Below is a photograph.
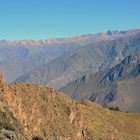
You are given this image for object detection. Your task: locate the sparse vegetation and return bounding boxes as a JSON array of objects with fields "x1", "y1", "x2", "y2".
[
  {"x1": 0, "y1": 76, "x2": 140, "y2": 139},
  {"x1": 109, "y1": 106, "x2": 120, "y2": 111},
  {"x1": 32, "y1": 136, "x2": 44, "y2": 140}
]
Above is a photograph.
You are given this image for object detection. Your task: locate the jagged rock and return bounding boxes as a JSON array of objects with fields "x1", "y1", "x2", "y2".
[{"x1": 0, "y1": 74, "x2": 6, "y2": 87}]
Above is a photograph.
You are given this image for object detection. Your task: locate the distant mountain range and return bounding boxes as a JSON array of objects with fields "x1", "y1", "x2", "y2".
[
  {"x1": 15, "y1": 30, "x2": 140, "y2": 90},
  {"x1": 0, "y1": 29, "x2": 140, "y2": 82},
  {"x1": 1, "y1": 29, "x2": 140, "y2": 113}
]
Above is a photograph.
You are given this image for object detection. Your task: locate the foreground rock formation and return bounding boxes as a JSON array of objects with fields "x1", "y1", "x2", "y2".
[{"x1": 0, "y1": 75, "x2": 140, "y2": 140}]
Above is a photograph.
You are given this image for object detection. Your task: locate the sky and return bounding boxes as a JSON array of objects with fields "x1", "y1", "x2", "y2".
[{"x1": 0, "y1": 0, "x2": 140, "y2": 40}]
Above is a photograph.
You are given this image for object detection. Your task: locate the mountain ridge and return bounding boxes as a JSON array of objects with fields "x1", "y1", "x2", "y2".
[
  {"x1": 1, "y1": 28, "x2": 140, "y2": 42},
  {"x1": 0, "y1": 29, "x2": 140, "y2": 82},
  {"x1": 14, "y1": 32, "x2": 140, "y2": 90}
]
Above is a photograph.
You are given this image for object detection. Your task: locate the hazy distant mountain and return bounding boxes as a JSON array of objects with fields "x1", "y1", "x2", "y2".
[
  {"x1": 15, "y1": 31, "x2": 140, "y2": 90},
  {"x1": 1, "y1": 29, "x2": 140, "y2": 82},
  {"x1": 60, "y1": 53, "x2": 140, "y2": 112},
  {"x1": 0, "y1": 40, "x2": 81, "y2": 82}
]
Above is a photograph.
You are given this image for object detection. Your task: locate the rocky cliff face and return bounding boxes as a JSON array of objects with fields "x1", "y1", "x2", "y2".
[{"x1": 0, "y1": 74, "x2": 140, "y2": 140}]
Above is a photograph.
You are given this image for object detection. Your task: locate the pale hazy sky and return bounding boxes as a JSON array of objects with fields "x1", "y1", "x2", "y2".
[{"x1": 0, "y1": 0, "x2": 140, "y2": 40}]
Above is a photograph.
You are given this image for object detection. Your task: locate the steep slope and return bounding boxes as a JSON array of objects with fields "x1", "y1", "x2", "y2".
[
  {"x1": 0, "y1": 75, "x2": 29, "y2": 140},
  {"x1": 15, "y1": 32, "x2": 140, "y2": 89},
  {"x1": 0, "y1": 75, "x2": 140, "y2": 140},
  {"x1": 0, "y1": 106, "x2": 27, "y2": 140},
  {"x1": 115, "y1": 75, "x2": 140, "y2": 112},
  {"x1": 60, "y1": 53, "x2": 140, "y2": 112},
  {"x1": 1, "y1": 29, "x2": 140, "y2": 82}
]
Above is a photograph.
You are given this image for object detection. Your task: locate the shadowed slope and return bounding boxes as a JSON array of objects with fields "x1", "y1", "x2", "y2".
[{"x1": 60, "y1": 53, "x2": 140, "y2": 112}]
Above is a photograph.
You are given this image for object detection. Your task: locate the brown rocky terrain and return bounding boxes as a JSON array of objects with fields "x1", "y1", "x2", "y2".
[{"x1": 0, "y1": 74, "x2": 140, "y2": 140}]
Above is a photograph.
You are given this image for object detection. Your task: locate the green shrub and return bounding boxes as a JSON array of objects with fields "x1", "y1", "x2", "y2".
[{"x1": 32, "y1": 136, "x2": 44, "y2": 140}]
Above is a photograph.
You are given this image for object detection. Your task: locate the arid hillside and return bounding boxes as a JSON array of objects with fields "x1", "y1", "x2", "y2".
[{"x1": 0, "y1": 74, "x2": 140, "y2": 140}]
